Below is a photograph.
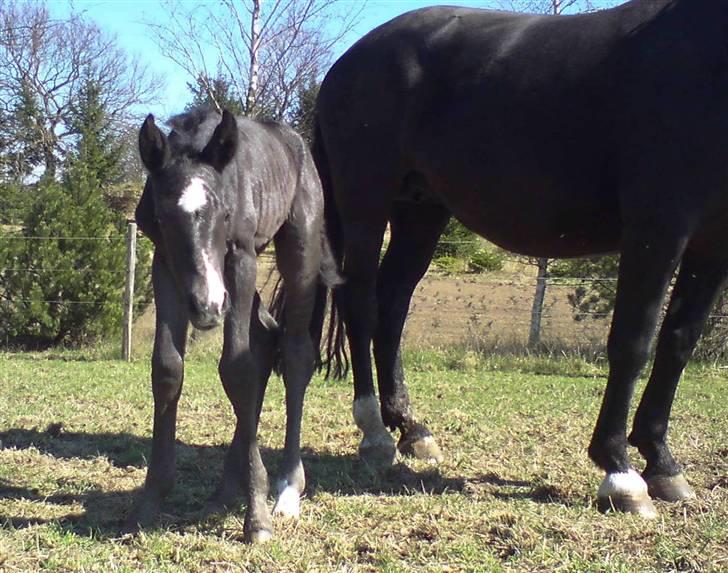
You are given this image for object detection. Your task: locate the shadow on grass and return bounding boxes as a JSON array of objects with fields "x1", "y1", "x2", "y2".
[{"x1": 0, "y1": 427, "x2": 555, "y2": 538}]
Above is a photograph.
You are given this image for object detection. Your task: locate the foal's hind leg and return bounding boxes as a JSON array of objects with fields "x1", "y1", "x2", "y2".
[
  {"x1": 629, "y1": 249, "x2": 728, "y2": 502},
  {"x1": 125, "y1": 252, "x2": 188, "y2": 531},
  {"x1": 205, "y1": 292, "x2": 277, "y2": 515},
  {"x1": 374, "y1": 202, "x2": 450, "y2": 462},
  {"x1": 270, "y1": 220, "x2": 320, "y2": 518},
  {"x1": 588, "y1": 230, "x2": 688, "y2": 517}
]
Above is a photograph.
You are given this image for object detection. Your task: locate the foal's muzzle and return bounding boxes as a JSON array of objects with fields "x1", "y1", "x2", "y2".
[{"x1": 189, "y1": 291, "x2": 230, "y2": 330}]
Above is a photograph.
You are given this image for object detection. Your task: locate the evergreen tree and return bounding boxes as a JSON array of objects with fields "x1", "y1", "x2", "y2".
[
  {"x1": 187, "y1": 74, "x2": 245, "y2": 115},
  {"x1": 0, "y1": 79, "x2": 152, "y2": 348},
  {"x1": 290, "y1": 76, "x2": 319, "y2": 143}
]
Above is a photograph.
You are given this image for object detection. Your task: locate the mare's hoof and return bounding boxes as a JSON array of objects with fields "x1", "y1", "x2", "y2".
[
  {"x1": 597, "y1": 470, "x2": 658, "y2": 519},
  {"x1": 245, "y1": 528, "x2": 273, "y2": 544},
  {"x1": 645, "y1": 473, "x2": 695, "y2": 502},
  {"x1": 272, "y1": 485, "x2": 301, "y2": 519},
  {"x1": 399, "y1": 434, "x2": 444, "y2": 463},
  {"x1": 359, "y1": 436, "x2": 397, "y2": 472}
]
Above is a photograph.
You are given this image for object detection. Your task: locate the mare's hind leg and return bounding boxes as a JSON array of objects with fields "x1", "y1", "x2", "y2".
[
  {"x1": 270, "y1": 219, "x2": 320, "y2": 518},
  {"x1": 205, "y1": 292, "x2": 277, "y2": 515},
  {"x1": 629, "y1": 249, "x2": 728, "y2": 501},
  {"x1": 218, "y1": 244, "x2": 272, "y2": 543},
  {"x1": 341, "y1": 215, "x2": 397, "y2": 470},
  {"x1": 588, "y1": 230, "x2": 688, "y2": 517},
  {"x1": 374, "y1": 202, "x2": 450, "y2": 462},
  {"x1": 125, "y1": 252, "x2": 188, "y2": 530}
]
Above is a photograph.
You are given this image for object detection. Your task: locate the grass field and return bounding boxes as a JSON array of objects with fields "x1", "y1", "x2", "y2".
[{"x1": 1, "y1": 350, "x2": 727, "y2": 572}]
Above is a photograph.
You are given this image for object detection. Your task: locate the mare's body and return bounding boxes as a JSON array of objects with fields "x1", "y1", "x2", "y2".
[{"x1": 315, "y1": 0, "x2": 728, "y2": 514}]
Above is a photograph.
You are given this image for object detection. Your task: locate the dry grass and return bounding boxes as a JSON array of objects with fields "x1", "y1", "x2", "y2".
[{"x1": 1, "y1": 350, "x2": 727, "y2": 572}]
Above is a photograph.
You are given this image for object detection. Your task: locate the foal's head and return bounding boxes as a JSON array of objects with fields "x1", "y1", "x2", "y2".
[{"x1": 138, "y1": 110, "x2": 238, "y2": 330}]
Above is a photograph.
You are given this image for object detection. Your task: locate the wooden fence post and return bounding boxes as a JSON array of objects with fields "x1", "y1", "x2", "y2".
[{"x1": 122, "y1": 221, "x2": 137, "y2": 361}]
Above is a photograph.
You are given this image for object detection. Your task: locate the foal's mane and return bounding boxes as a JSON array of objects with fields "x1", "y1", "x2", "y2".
[{"x1": 167, "y1": 107, "x2": 223, "y2": 156}]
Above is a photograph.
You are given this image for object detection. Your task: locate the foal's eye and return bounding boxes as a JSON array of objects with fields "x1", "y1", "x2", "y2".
[
  {"x1": 224, "y1": 212, "x2": 231, "y2": 223},
  {"x1": 193, "y1": 210, "x2": 202, "y2": 221}
]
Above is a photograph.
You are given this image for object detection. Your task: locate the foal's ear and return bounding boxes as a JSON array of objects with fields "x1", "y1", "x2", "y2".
[
  {"x1": 139, "y1": 114, "x2": 169, "y2": 172},
  {"x1": 201, "y1": 110, "x2": 238, "y2": 172}
]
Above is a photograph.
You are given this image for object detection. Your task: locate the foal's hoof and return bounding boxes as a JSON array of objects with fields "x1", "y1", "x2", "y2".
[
  {"x1": 359, "y1": 435, "x2": 397, "y2": 472},
  {"x1": 597, "y1": 470, "x2": 658, "y2": 518},
  {"x1": 399, "y1": 433, "x2": 444, "y2": 464},
  {"x1": 645, "y1": 473, "x2": 696, "y2": 502},
  {"x1": 245, "y1": 528, "x2": 273, "y2": 544}
]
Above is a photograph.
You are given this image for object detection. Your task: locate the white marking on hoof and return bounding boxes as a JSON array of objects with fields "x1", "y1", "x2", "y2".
[
  {"x1": 598, "y1": 469, "x2": 648, "y2": 498},
  {"x1": 411, "y1": 435, "x2": 444, "y2": 464},
  {"x1": 178, "y1": 177, "x2": 208, "y2": 213},
  {"x1": 202, "y1": 251, "x2": 226, "y2": 310},
  {"x1": 246, "y1": 529, "x2": 273, "y2": 544},
  {"x1": 272, "y1": 483, "x2": 301, "y2": 519},
  {"x1": 597, "y1": 469, "x2": 657, "y2": 518}
]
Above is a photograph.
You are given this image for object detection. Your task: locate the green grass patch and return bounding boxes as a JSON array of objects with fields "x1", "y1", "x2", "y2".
[{"x1": 1, "y1": 350, "x2": 727, "y2": 572}]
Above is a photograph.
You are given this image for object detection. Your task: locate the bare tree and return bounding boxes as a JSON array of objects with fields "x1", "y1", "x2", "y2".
[
  {"x1": 502, "y1": 0, "x2": 606, "y2": 14},
  {"x1": 0, "y1": 1, "x2": 162, "y2": 178},
  {"x1": 503, "y1": 0, "x2": 620, "y2": 348},
  {"x1": 147, "y1": 0, "x2": 364, "y2": 119}
]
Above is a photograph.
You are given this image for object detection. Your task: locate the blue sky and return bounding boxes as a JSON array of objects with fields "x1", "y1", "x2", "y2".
[{"x1": 49, "y1": 0, "x2": 621, "y2": 118}]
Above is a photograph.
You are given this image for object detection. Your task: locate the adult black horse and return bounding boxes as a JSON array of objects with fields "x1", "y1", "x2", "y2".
[
  {"x1": 315, "y1": 0, "x2": 728, "y2": 517},
  {"x1": 129, "y1": 109, "x2": 340, "y2": 542}
]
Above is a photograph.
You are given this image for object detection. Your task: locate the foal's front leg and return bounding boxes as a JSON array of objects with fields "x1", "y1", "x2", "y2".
[
  {"x1": 206, "y1": 292, "x2": 277, "y2": 515},
  {"x1": 126, "y1": 253, "x2": 189, "y2": 530},
  {"x1": 217, "y1": 244, "x2": 273, "y2": 543}
]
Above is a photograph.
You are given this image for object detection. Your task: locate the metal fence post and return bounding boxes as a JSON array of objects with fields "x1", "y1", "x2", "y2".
[{"x1": 122, "y1": 221, "x2": 137, "y2": 361}]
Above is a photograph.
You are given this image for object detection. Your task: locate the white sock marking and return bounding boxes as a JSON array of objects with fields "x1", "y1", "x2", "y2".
[
  {"x1": 598, "y1": 469, "x2": 649, "y2": 499},
  {"x1": 353, "y1": 396, "x2": 395, "y2": 448},
  {"x1": 178, "y1": 177, "x2": 208, "y2": 213},
  {"x1": 272, "y1": 481, "x2": 301, "y2": 518}
]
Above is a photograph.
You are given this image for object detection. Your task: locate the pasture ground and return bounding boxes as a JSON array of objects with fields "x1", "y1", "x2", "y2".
[{"x1": 1, "y1": 350, "x2": 726, "y2": 572}]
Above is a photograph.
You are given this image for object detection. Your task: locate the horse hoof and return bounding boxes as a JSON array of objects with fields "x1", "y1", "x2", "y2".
[
  {"x1": 597, "y1": 469, "x2": 658, "y2": 518},
  {"x1": 272, "y1": 485, "x2": 301, "y2": 519},
  {"x1": 359, "y1": 436, "x2": 397, "y2": 471},
  {"x1": 399, "y1": 434, "x2": 444, "y2": 463},
  {"x1": 245, "y1": 528, "x2": 273, "y2": 544},
  {"x1": 645, "y1": 473, "x2": 695, "y2": 502},
  {"x1": 123, "y1": 498, "x2": 161, "y2": 533}
]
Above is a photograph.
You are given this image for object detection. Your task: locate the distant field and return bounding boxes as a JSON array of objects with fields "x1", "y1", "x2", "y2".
[{"x1": 1, "y1": 352, "x2": 726, "y2": 572}]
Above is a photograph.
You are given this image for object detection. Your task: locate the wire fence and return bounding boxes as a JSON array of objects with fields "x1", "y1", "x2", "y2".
[{"x1": 3, "y1": 232, "x2": 728, "y2": 358}]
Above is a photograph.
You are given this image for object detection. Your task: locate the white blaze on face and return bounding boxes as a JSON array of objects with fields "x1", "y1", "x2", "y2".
[
  {"x1": 202, "y1": 251, "x2": 226, "y2": 311},
  {"x1": 178, "y1": 177, "x2": 208, "y2": 213}
]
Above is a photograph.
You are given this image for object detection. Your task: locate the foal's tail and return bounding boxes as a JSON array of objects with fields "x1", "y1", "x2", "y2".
[{"x1": 269, "y1": 118, "x2": 349, "y2": 379}]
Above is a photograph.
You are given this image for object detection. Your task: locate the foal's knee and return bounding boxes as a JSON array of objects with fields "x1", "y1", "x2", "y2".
[{"x1": 151, "y1": 352, "x2": 184, "y2": 402}]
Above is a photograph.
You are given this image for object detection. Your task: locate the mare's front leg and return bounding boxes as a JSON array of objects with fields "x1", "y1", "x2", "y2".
[
  {"x1": 270, "y1": 222, "x2": 319, "y2": 518},
  {"x1": 218, "y1": 243, "x2": 273, "y2": 543},
  {"x1": 629, "y1": 249, "x2": 728, "y2": 501},
  {"x1": 589, "y1": 229, "x2": 688, "y2": 517},
  {"x1": 126, "y1": 252, "x2": 189, "y2": 530}
]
